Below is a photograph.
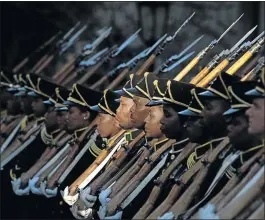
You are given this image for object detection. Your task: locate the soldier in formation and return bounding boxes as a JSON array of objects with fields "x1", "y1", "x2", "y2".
[{"x1": 0, "y1": 12, "x2": 264, "y2": 219}]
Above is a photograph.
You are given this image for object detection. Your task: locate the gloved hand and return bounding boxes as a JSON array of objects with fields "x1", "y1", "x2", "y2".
[
  {"x1": 199, "y1": 203, "x2": 220, "y2": 220},
  {"x1": 11, "y1": 178, "x2": 30, "y2": 196},
  {"x1": 97, "y1": 205, "x2": 107, "y2": 220},
  {"x1": 157, "y1": 211, "x2": 175, "y2": 220},
  {"x1": 40, "y1": 180, "x2": 57, "y2": 198},
  {"x1": 79, "y1": 187, "x2": 97, "y2": 208},
  {"x1": 61, "y1": 186, "x2": 79, "y2": 206},
  {"x1": 98, "y1": 187, "x2": 112, "y2": 207},
  {"x1": 70, "y1": 204, "x2": 93, "y2": 220},
  {"x1": 29, "y1": 177, "x2": 42, "y2": 195},
  {"x1": 105, "y1": 211, "x2": 123, "y2": 220}
]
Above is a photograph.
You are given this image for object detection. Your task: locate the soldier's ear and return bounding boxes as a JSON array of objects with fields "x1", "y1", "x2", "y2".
[{"x1": 83, "y1": 111, "x2": 90, "y2": 121}]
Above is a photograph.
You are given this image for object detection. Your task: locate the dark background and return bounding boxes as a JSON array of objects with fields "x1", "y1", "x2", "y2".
[{"x1": 1, "y1": 1, "x2": 264, "y2": 81}]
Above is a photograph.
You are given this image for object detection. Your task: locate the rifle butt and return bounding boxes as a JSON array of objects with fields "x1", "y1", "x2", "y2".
[
  {"x1": 147, "y1": 184, "x2": 182, "y2": 219},
  {"x1": 135, "y1": 54, "x2": 156, "y2": 76},
  {"x1": 107, "y1": 68, "x2": 130, "y2": 90}
]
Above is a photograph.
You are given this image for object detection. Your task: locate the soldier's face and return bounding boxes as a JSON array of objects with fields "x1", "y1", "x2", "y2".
[
  {"x1": 201, "y1": 99, "x2": 229, "y2": 135},
  {"x1": 0, "y1": 90, "x2": 13, "y2": 109},
  {"x1": 97, "y1": 113, "x2": 120, "y2": 138},
  {"x1": 7, "y1": 96, "x2": 22, "y2": 115},
  {"x1": 160, "y1": 105, "x2": 182, "y2": 139},
  {"x1": 130, "y1": 96, "x2": 150, "y2": 129},
  {"x1": 226, "y1": 112, "x2": 254, "y2": 146},
  {"x1": 246, "y1": 98, "x2": 265, "y2": 138},
  {"x1": 57, "y1": 111, "x2": 68, "y2": 130},
  {"x1": 44, "y1": 106, "x2": 58, "y2": 131},
  {"x1": 144, "y1": 106, "x2": 164, "y2": 138},
  {"x1": 185, "y1": 117, "x2": 206, "y2": 143},
  {"x1": 66, "y1": 106, "x2": 90, "y2": 132},
  {"x1": 32, "y1": 97, "x2": 47, "y2": 117},
  {"x1": 20, "y1": 96, "x2": 34, "y2": 115},
  {"x1": 115, "y1": 96, "x2": 134, "y2": 130}
]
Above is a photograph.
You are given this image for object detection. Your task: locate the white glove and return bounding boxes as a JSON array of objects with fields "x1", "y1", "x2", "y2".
[
  {"x1": 157, "y1": 211, "x2": 175, "y2": 220},
  {"x1": 61, "y1": 186, "x2": 79, "y2": 206},
  {"x1": 11, "y1": 178, "x2": 30, "y2": 196},
  {"x1": 199, "y1": 203, "x2": 220, "y2": 220},
  {"x1": 80, "y1": 187, "x2": 98, "y2": 208},
  {"x1": 98, "y1": 187, "x2": 111, "y2": 207},
  {"x1": 40, "y1": 180, "x2": 57, "y2": 198},
  {"x1": 29, "y1": 177, "x2": 42, "y2": 195},
  {"x1": 70, "y1": 204, "x2": 93, "y2": 220},
  {"x1": 97, "y1": 205, "x2": 107, "y2": 220},
  {"x1": 105, "y1": 211, "x2": 123, "y2": 220}
]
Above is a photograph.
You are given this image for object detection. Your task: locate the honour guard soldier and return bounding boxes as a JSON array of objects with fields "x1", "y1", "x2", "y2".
[
  {"x1": 69, "y1": 74, "x2": 147, "y2": 219},
  {"x1": 35, "y1": 83, "x2": 105, "y2": 219}
]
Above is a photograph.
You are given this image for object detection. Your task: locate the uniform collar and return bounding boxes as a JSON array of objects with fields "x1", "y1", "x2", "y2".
[
  {"x1": 73, "y1": 126, "x2": 89, "y2": 140},
  {"x1": 36, "y1": 117, "x2": 45, "y2": 125},
  {"x1": 124, "y1": 129, "x2": 142, "y2": 142},
  {"x1": 239, "y1": 143, "x2": 264, "y2": 164},
  {"x1": 194, "y1": 137, "x2": 226, "y2": 159},
  {"x1": 153, "y1": 138, "x2": 169, "y2": 151},
  {"x1": 170, "y1": 138, "x2": 189, "y2": 154}
]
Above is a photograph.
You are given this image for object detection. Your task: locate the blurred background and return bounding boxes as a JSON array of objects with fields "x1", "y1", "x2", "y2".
[{"x1": 1, "y1": 1, "x2": 264, "y2": 85}]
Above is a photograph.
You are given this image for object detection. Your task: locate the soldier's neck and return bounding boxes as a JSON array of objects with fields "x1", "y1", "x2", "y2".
[{"x1": 233, "y1": 138, "x2": 262, "y2": 151}]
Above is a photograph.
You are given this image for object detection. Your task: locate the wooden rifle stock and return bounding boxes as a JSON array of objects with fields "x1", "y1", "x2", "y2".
[
  {"x1": 57, "y1": 65, "x2": 75, "y2": 84},
  {"x1": 89, "y1": 132, "x2": 145, "y2": 195},
  {"x1": 236, "y1": 196, "x2": 263, "y2": 219},
  {"x1": 226, "y1": 38, "x2": 264, "y2": 75},
  {"x1": 107, "y1": 68, "x2": 130, "y2": 90},
  {"x1": 12, "y1": 57, "x2": 29, "y2": 73},
  {"x1": 247, "y1": 202, "x2": 264, "y2": 219},
  {"x1": 19, "y1": 131, "x2": 69, "y2": 185},
  {"x1": 35, "y1": 55, "x2": 55, "y2": 75},
  {"x1": 77, "y1": 62, "x2": 104, "y2": 85},
  {"x1": 30, "y1": 54, "x2": 49, "y2": 73},
  {"x1": 62, "y1": 71, "x2": 78, "y2": 86},
  {"x1": 74, "y1": 132, "x2": 145, "y2": 211},
  {"x1": 133, "y1": 143, "x2": 197, "y2": 219},
  {"x1": 68, "y1": 130, "x2": 125, "y2": 196},
  {"x1": 174, "y1": 57, "x2": 201, "y2": 81},
  {"x1": 53, "y1": 57, "x2": 75, "y2": 80},
  {"x1": 217, "y1": 166, "x2": 264, "y2": 219},
  {"x1": 1, "y1": 124, "x2": 42, "y2": 162},
  {"x1": 189, "y1": 66, "x2": 210, "y2": 85},
  {"x1": 216, "y1": 156, "x2": 264, "y2": 212},
  {"x1": 107, "y1": 139, "x2": 175, "y2": 215},
  {"x1": 197, "y1": 59, "x2": 230, "y2": 87},
  {"x1": 208, "y1": 149, "x2": 264, "y2": 207},
  {"x1": 135, "y1": 54, "x2": 156, "y2": 76}
]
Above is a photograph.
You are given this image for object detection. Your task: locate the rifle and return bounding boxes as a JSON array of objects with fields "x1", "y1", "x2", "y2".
[
  {"x1": 147, "y1": 138, "x2": 230, "y2": 219},
  {"x1": 190, "y1": 29, "x2": 260, "y2": 85},
  {"x1": 72, "y1": 132, "x2": 145, "y2": 212},
  {"x1": 30, "y1": 22, "x2": 81, "y2": 73},
  {"x1": 241, "y1": 56, "x2": 264, "y2": 81},
  {"x1": 132, "y1": 143, "x2": 197, "y2": 219},
  {"x1": 12, "y1": 31, "x2": 62, "y2": 73},
  {"x1": 34, "y1": 24, "x2": 88, "y2": 75},
  {"x1": 247, "y1": 202, "x2": 264, "y2": 219},
  {"x1": 134, "y1": 12, "x2": 196, "y2": 78},
  {"x1": 87, "y1": 29, "x2": 141, "y2": 90},
  {"x1": 197, "y1": 30, "x2": 264, "y2": 87},
  {"x1": 55, "y1": 27, "x2": 112, "y2": 84},
  {"x1": 63, "y1": 130, "x2": 126, "y2": 202},
  {"x1": 216, "y1": 165, "x2": 264, "y2": 219},
  {"x1": 106, "y1": 139, "x2": 176, "y2": 215},
  {"x1": 173, "y1": 14, "x2": 244, "y2": 82}
]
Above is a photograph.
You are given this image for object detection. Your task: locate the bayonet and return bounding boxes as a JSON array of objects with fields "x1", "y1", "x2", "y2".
[
  {"x1": 111, "y1": 29, "x2": 141, "y2": 57},
  {"x1": 251, "y1": 31, "x2": 265, "y2": 45},
  {"x1": 107, "y1": 47, "x2": 150, "y2": 77},
  {"x1": 79, "y1": 47, "x2": 109, "y2": 67},
  {"x1": 161, "y1": 51, "x2": 195, "y2": 73},
  {"x1": 57, "y1": 21, "x2": 81, "y2": 47},
  {"x1": 197, "y1": 14, "x2": 244, "y2": 60},
  {"x1": 169, "y1": 35, "x2": 204, "y2": 62},
  {"x1": 146, "y1": 34, "x2": 168, "y2": 55},
  {"x1": 83, "y1": 27, "x2": 112, "y2": 52},
  {"x1": 60, "y1": 25, "x2": 88, "y2": 55}
]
